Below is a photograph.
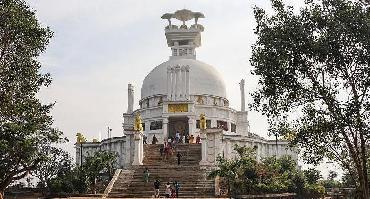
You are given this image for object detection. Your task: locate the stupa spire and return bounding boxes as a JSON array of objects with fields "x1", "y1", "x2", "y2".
[{"x1": 161, "y1": 9, "x2": 205, "y2": 60}]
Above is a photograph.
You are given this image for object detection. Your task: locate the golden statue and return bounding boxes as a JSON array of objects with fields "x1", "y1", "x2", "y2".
[
  {"x1": 284, "y1": 130, "x2": 296, "y2": 142},
  {"x1": 92, "y1": 138, "x2": 98, "y2": 142},
  {"x1": 200, "y1": 113, "x2": 207, "y2": 130},
  {"x1": 134, "y1": 113, "x2": 143, "y2": 131},
  {"x1": 76, "y1": 133, "x2": 86, "y2": 143}
]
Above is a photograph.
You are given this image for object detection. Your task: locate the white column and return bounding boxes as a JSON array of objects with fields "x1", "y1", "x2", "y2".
[
  {"x1": 199, "y1": 130, "x2": 209, "y2": 165},
  {"x1": 188, "y1": 116, "x2": 196, "y2": 136},
  {"x1": 124, "y1": 131, "x2": 133, "y2": 167},
  {"x1": 75, "y1": 144, "x2": 81, "y2": 166},
  {"x1": 211, "y1": 119, "x2": 217, "y2": 128},
  {"x1": 127, "y1": 84, "x2": 134, "y2": 113},
  {"x1": 139, "y1": 135, "x2": 144, "y2": 163},
  {"x1": 172, "y1": 67, "x2": 176, "y2": 101},
  {"x1": 178, "y1": 66, "x2": 183, "y2": 99},
  {"x1": 181, "y1": 66, "x2": 186, "y2": 100},
  {"x1": 240, "y1": 79, "x2": 246, "y2": 111},
  {"x1": 224, "y1": 139, "x2": 230, "y2": 159},
  {"x1": 145, "y1": 121, "x2": 150, "y2": 135},
  {"x1": 175, "y1": 65, "x2": 181, "y2": 100},
  {"x1": 132, "y1": 131, "x2": 143, "y2": 165},
  {"x1": 167, "y1": 66, "x2": 172, "y2": 101},
  {"x1": 185, "y1": 66, "x2": 190, "y2": 100},
  {"x1": 257, "y1": 143, "x2": 261, "y2": 161},
  {"x1": 163, "y1": 118, "x2": 168, "y2": 140}
]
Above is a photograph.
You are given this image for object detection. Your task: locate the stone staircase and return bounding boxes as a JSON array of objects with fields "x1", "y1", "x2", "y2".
[{"x1": 108, "y1": 144, "x2": 215, "y2": 198}]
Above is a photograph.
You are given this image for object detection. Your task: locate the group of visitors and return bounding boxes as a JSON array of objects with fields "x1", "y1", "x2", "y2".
[
  {"x1": 168, "y1": 132, "x2": 200, "y2": 144},
  {"x1": 153, "y1": 179, "x2": 181, "y2": 198},
  {"x1": 144, "y1": 134, "x2": 160, "y2": 145},
  {"x1": 159, "y1": 137, "x2": 182, "y2": 164},
  {"x1": 168, "y1": 131, "x2": 185, "y2": 144},
  {"x1": 190, "y1": 134, "x2": 201, "y2": 144},
  {"x1": 144, "y1": 132, "x2": 202, "y2": 145}
]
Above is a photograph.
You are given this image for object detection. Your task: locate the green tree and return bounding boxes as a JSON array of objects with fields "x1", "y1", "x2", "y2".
[
  {"x1": 342, "y1": 171, "x2": 357, "y2": 187},
  {"x1": 47, "y1": 151, "x2": 117, "y2": 195},
  {"x1": 304, "y1": 168, "x2": 322, "y2": 185},
  {"x1": 209, "y1": 145, "x2": 258, "y2": 196},
  {"x1": 0, "y1": 0, "x2": 64, "y2": 198},
  {"x1": 34, "y1": 147, "x2": 73, "y2": 190},
  {"x1": 82, "y1": 151, "x2": 117, "y2": 193},
  {"x1": 250, "y1": 0, "x2": 370, "y2": 197},
  {"x1": 210, "y1": 145, "x2": 325, "y2": 197}
]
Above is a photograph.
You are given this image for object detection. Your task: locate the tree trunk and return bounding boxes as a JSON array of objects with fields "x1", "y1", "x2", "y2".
[
  {"x1": 361, "y1": 175, "x2": 369, "y2": 199},
  {"x1": 360, "y1": 179, "x2": 369, "y2": 199},
  {"x1": 360, "y1": 133, "x2": 369, "y2": 199},
  {"x1": 0, "y1": 189, "x2": 4, "y2": 199},
  {"x1": 358, "y1": 168, "x2": 369, "y2": 199}
]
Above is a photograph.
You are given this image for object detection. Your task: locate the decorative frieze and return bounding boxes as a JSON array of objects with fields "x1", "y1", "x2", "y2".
[{"x1": 168, "y1": 103, "x2": 188, "y2": 113}]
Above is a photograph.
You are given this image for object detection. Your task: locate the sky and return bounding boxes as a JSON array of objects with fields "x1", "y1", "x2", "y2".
[{"x1": 26, "y1": 0, "x2": 341, "y2": 178}]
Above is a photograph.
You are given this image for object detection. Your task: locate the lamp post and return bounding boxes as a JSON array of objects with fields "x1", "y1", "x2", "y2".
[
  {"x1": 107, "y1": 127, "x2": 112, "y2": 139},
  {"x1": 107, "y1": 127, "x2": 112, "y2": 151},
  {"x1": 80, "y1": 142, "x2": 83, "y2": 165}
]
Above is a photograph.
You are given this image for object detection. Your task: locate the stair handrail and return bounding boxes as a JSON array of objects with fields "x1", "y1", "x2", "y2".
[{"x1": 103, "y1": 169, "x2": 122, "y2": 198}]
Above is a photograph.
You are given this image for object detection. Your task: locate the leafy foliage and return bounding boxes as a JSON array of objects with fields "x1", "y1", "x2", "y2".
[
  {"x1": 47, "y1": 151, "x2": 117, "y2": 195},
  {"x1": 0, "y1": 0, "x2": 65, "y2": 197},
  {"x1": 250, "y1": 0, "x2": 370, "y2": 197},
  {"x1": 209, "y1": 145, "x2": 325, "y2": 197},
  {"x1": 82, "y1": 151, "x2": 117, "y2": 192},
  {"x1": 34, "y1": 147, "x2": 73, "y2": 190},
  {"x1": 304, "y1": 168, "x2": 322, "y2": 185}
]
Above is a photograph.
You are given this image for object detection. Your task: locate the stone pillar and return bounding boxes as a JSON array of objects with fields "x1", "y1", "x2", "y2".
[
  {"x1": 239, "y1": 79, "x2": 246, "y2": 112},
  {"x1": 200, "y1": 129, "x2": 223, "y2": 166},
  {"x1": 124, "y1": 131, "x2": 134, "y2": 167},
  {"x1": 139, "y1": 134, "x2": 144, "y2": 163},
  {"x1": 167, "y1": 66, "x2": 172, "y2": 101},
  {"x1": 257, "y1": 143, "x2": 261, "y2": 161},
  {"x1": 199, "y1": 130, "x2": 209, "y2": 166},
  {"x1": 224, "y1": 138, "x2": 230, "y2": 159},
  {"x1": 188, "y1": 116, "x2": 195, "y2": 136},
  {"x1": 75, "y1": 144, "x2": 81, "y2": 166},
  {"x1": 145, "y1": 121, "x2": 150, "y2": 135},
  {"x1": 185, "y1": 66, "x2": 190, "y2": 100},
  {"x1": 211, "y1": 119, "x2": 217, "y2": 128},
  {"x1": 175, "y1": 65, "x2": 181, "y2": 100},
  {"x1": 132, "y1": 131, "x2": 143, "y2": 165},
  {"x1": 172, "y1": 67, "x2": 177, "y2": 101},
  {"x1": 163, "y1": 118, "x2": 168, "y2": 140},
  {"x1": 127, "y1": 84, "x2": 134, "y2": 113},
  {"x1": 181, "y1": 66, "x2": 186, "y2": 100}
]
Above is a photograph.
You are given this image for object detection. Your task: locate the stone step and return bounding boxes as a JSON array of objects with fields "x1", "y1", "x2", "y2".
[{"x1": 108, "y1": 143, "x2": 214, "y2": 198}]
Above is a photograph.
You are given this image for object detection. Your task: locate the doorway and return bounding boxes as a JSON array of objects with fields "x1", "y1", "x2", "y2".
[{"x1": 168, "y1": 117, "x2": 189, "y2": 139}]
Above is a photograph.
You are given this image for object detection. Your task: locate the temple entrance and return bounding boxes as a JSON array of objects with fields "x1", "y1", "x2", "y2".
[{"x1": 168, "y1": 117, "x2": 189, "y2": 139}]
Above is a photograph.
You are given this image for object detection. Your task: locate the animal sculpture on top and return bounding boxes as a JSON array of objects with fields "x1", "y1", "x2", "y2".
[
  {"x1": 76, "y1": 133, "x2": 87, "y2": 143},
  {"x1": 134, "y1": 113, "x2": 143, "y2": 132},
  {"x1": 200, "y1": 113, "x2": 207, "y2": 130}
]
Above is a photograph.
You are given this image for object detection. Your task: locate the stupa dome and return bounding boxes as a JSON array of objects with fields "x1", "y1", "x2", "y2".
[{"x1": 141, "y1": 58, "x2": 227, "y2": 99}]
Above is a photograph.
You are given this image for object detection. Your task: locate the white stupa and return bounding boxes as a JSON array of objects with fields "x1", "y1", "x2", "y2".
[{"x1": 75, "y1": 9, "x2": 297, "y2": 168}]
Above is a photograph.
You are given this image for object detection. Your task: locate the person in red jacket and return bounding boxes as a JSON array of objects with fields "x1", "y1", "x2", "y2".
[{"x1": 196, "y1": 135, "x2": 201, "y2": 144}]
